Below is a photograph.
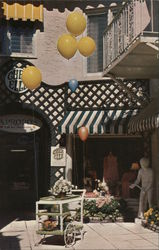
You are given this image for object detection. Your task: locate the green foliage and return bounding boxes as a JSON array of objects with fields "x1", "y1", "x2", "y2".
[{"x1": 75, "y1": 198, "x2": 122, "y2": 222}]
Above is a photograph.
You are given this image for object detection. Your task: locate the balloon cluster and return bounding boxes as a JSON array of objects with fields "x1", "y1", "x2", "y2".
[{"x1": 57, "y1": 11, "x2": 96, "y2": 60}]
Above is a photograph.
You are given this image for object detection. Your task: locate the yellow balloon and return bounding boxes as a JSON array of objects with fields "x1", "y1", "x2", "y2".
[
  {"x1": 78, "y1": 36, "x2": 96, "y2": 57},
  {"x1": 57, "y1": 34, "x2": 77, "y2": 59},
  {"x1": 21, "y1": 66, "x2": 42, "y2": 90},
  {"x1": 66, "y1": 11, "x2": 86, "y2": 36}
]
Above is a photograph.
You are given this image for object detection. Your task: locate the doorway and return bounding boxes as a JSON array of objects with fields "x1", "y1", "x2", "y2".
[
  {"x1": 0, "y1": 123, "x2": 50, "y2": 210},
  {"x1": 73, "y1": 136, "x2": 144, "y2": 190}
]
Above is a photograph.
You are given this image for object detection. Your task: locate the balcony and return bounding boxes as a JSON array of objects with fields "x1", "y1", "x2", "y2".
[{"x1": 103, "y1": 0, "x2": 159, "y2": 79}]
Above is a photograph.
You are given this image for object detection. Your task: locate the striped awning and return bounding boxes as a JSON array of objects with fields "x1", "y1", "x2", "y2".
[
  {"x1": 128, "y1": 99, "x2": 159, "y2": 133},
  {"x1": 59, "y1": 110, "x2": 137, "y2": 134},
  {"x1": 2, "y1": 2, "x2": 43, "y2": 22}
]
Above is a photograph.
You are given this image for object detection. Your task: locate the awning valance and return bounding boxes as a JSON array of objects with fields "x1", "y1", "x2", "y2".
[
  {"x1": 59, "y1": 110, "x2": 137, "y2": 135},
  {"x1": 2, "y1": 2, "x2": 43, "y2": 22},
  {"x1": 128, "y1": 99, "x2": 159, "y2": 133}
]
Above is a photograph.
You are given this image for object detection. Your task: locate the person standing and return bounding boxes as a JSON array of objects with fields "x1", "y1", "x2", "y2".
[{"x1": 130, "y1": 157, "x2": 154, "y2": 219}]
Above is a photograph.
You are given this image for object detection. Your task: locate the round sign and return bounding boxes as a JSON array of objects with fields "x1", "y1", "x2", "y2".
[{"x1": 5, "y1": 67, "x2": 28, "y2": 93}]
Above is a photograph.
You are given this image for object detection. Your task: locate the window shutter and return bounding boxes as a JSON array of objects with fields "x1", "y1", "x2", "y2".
[{"x1": 87, "y1": 14, "x2": 107, "y2": 73}]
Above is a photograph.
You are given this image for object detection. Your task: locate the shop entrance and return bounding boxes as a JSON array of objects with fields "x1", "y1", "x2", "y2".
[
  {"x1": 0, "y1": 118, "x2": 50, "y2": 210},
  {"x1": 73, "y1": 136, "x2": 144, "y2": 197}
]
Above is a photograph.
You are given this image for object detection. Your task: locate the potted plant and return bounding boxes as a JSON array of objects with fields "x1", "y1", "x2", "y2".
[
  {"x1": 49, "y1": 179, "x2": 74, "y2": 198},
  {"x1": 142, "y1": 207, "x2": 159, "y2": 232}
]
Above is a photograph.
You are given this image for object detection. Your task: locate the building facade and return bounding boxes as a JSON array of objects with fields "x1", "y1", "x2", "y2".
[{"x1": 0, "y1": 0, "x2": 158, "y2": 209}]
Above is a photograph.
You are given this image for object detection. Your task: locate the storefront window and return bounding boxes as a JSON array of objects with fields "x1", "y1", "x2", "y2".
[{"x1": 73, "y1": 136, "x2": 144, "y2": 199}]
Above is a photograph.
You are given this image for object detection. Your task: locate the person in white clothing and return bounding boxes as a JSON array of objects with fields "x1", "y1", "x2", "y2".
[{"x1": 130, "y1": 157, "x2": 153, "y2": 219}]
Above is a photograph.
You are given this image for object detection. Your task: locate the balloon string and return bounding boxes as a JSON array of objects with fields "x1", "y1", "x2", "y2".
[
  {"x1": 83, "y1": 141, "x2": 86, "y2": 189},
  {"x1": 73, "y1": 134, "x2": 78, "y2": 186}
]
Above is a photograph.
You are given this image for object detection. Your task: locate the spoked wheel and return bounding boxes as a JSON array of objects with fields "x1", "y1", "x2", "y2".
[{"x1": 64, "y1": 223, "x2": 76, "y2": 247}]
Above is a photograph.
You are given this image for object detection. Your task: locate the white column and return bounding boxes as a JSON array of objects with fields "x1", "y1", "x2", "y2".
[
  {"x1": 151, "y1": 129, "x2": 159, "y2": 207},
  {"x1": 150, "y1": 79, "x2": 159, "y2": 206},
  {"x1": 65, "y1": 134, "x2": 73, "y2": 182},
  {"x1": 150, "y1": 79, "x2": 159, "y2": 97}
]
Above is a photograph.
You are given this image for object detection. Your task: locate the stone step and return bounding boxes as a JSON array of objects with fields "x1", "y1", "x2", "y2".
[
  {"x1": 125, "y1": 198, "x2": 139, "y2": 206},
  {"x1": 124, "y1": 198, "x2": 139, "y2": 215},
  {"x1": 125, "y1": 198, "x2": 139, "y2": 203}
]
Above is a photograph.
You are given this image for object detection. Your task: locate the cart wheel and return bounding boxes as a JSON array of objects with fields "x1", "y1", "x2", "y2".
[{"x1": 64, "y1": 223, "x2": 76, "y2": 247}]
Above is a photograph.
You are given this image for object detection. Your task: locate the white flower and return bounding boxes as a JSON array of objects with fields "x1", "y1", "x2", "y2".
[
  {"x1": 49, "y1": 179, "x2": 73, "y2": 196},
  {"x1": 97, "y1": 181, "x2": 109, "y2": 193}
]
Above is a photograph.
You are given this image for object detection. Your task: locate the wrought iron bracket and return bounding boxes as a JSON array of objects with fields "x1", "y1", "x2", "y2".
[{"x1": 107, "y1": 74, "x2": 149, "y2": 108}]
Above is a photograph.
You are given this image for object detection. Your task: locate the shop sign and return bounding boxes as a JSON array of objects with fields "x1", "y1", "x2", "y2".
[
  {"x1": 5, "y1": 66, "x2": 27, "y2": 93},
  {"x1": 51, "y1": 146, "x2": 66, "y2": 166},
  {"x1": 0, "y1": 114, "x2": 42, "y2": 133}
]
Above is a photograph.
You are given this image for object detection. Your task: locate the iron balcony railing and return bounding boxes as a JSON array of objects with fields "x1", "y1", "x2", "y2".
[{"x1": 103, "y1": 0, "x2": 159, "y2": 71}]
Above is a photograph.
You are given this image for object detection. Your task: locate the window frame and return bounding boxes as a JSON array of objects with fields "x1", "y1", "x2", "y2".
[
  {"x1": 0, "y1": 21, "x2": 37, "y2": 59},
  {"x1": 83, "y1": 9, "x2": 108, "y2": 77}
]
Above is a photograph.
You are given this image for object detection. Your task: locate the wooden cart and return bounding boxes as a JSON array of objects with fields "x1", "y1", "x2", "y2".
[{"x1": 36, "y1": 189, "x2": 86, "y2": 247}]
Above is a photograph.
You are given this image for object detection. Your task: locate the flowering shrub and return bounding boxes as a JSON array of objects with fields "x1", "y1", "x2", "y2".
[
  {"x1": 49, "y1": 179, "x2": 73, "y2": 196},
  {"x1": 74, "y1": 195, "x2": 122, "y2": 222},
  {"x1": 84, "y1": 198, "x2": 121, "y2": 221},
  {"x1": 144, "y1": 207, "x2": 159, "y2": 226}
]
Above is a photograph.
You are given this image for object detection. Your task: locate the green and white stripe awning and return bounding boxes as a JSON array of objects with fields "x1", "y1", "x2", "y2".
[
  {"x1": 128, "y1": 99, "x2": 159, "y2": 133},
  {"x1": 59, "y1": 110, "x2": 137, "y2": 134}
]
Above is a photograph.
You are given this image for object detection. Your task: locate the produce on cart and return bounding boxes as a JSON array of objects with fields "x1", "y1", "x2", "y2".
[{"x1": 36, "y1": 179, "x2": 86, "y2": 247}]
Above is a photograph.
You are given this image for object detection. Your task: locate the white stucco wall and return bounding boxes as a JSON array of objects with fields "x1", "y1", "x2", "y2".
[
  {"x1": 31, "y1": 8, "x2": 83, "y2": 85},
  {"x1": 29, "y1": 7, "x2": 106, "y2": 86}
]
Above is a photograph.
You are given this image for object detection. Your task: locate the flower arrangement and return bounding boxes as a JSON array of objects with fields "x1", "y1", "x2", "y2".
[
  {"x1": 49, "y1": 179, "x2": 73, "y2": 197},
  {"x1": 143, "y1": 208, "x2": 159, "y2": 230},
  {"x1": 74, "y1": 179, "x2": 123, "y2": 223},
  {"x1": 93, "y1": 179, "x2": 109, "y2": 197},
  {"x1": 74, "y1": 197, "x2": 122, "y2": 222}
]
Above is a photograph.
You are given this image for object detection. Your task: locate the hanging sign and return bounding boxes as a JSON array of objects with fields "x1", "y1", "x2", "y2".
[
  {"x1": 51, "y1": 146, "x2": 66, "y2": 166},
  {"x1": 0, "y1": 114, "x2": 42, "y2": 133},
  {"x1": 5, "y1": 66, "x2": 28, "y2": 93}
]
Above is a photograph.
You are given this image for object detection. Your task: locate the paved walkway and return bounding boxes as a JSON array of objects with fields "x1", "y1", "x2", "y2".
[{"x1": 0, "y1": 213, "x2": 158, "y2": 250}]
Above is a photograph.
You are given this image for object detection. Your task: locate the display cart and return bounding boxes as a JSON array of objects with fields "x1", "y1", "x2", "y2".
[{"x1": 36, "y1": 189, "x2": 86, "y2": 247}]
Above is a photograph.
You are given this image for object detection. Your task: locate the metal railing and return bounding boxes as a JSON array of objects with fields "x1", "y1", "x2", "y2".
[{"x1": 103, "y1": 0, "x2": 159, "y2": 71}]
